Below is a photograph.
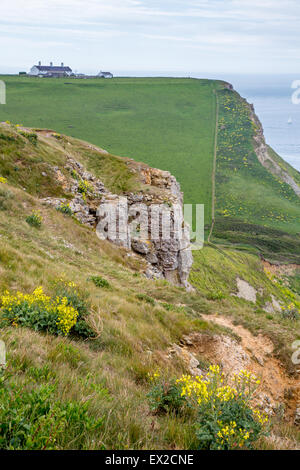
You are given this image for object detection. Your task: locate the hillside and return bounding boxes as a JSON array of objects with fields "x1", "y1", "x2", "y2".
[
  {"x1": 0, "y1": 123, "x2": 299, "y2": 450},
  {"x1": 1, "y1": 76, "x2": 300, "y2": 264},
  {"x1": 212, "y1": 86, "x2": 300, "y2": 263}
]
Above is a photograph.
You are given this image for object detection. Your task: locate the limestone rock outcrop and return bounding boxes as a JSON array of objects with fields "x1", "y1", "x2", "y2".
[{"x1": 42, "y1": 155, "x2": 193, "y2": 288}]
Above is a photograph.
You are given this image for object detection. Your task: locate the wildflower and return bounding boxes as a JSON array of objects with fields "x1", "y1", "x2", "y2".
[{"x1": 0, "y1": 286, "x2": 79, "y2": 336}]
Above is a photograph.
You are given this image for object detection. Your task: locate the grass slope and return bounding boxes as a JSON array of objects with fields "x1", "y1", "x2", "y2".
[
  {"x1": 0, "y1": 125, "x2": 299, "y2": 449},
  {"x1": 0, "y1": 76, "x2": 217, "y2": 225}
]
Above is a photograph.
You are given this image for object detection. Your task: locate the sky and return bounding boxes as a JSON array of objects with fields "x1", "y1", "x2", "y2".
[{"x1": 1, "y1": 0, "x2": 300, "y2": 75}]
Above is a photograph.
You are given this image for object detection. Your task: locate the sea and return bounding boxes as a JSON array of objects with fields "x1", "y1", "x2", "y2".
[{"x1": 115, "y1": 71, "x2": 300, "y2": 172}]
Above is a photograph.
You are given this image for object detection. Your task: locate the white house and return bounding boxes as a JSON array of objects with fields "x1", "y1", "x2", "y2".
[
  {"x1": 98, "y1": 71, "x2": 113, "y2": 79},
  {"x1": 29, "y1": 62, "x2": 72, "y2": 77}
]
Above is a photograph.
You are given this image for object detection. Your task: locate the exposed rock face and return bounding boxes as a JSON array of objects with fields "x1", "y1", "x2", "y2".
[
  {"x1": 96, "y1": 166, "x2": 193, "y2": 289},
  {"x1": 42, "y1": 155, "x2": 193, "y2": 289},
  {"x1": 264, "y1": 295, "x2": 282, "y2": 314},
  {"x1": 234, "y1": 278, "x2": 257, "y2": 303}
]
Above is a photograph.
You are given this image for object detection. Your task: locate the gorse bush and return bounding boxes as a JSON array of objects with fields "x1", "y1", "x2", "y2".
[
  {"x1": 0, "y1": 176, "x2": 8, "y2": 184},
  {"x1": 0, "y1": 371, "x2": 103, "y2": 450},
  {"x1": 148, "y1": 366, "x2": 269, "y2": 450},
  {"x1": 26, "y1": 210, "x2": 42, "y2": 228},
  {"x1": 0, "y1": 286, "x2": 78, "y2": 336}
]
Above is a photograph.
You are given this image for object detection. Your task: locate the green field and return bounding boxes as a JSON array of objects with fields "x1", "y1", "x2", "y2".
[{"x1": 0, "y1": 76, "x2": 218, "y2": 225}]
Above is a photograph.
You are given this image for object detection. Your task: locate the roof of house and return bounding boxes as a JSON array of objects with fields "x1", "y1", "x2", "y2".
[{"x1": 34, "y1": 65, "x2": 72, "y2": 73}]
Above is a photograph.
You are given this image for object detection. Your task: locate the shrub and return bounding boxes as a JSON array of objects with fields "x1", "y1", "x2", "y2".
[
  {"x1": 0, "y1": 373, "x2": 103, "y2": 450},
  {"x1": 147, "y1": 372, "x2": 186, "y2": 414},
  {"x1": 26, "y1": 210, "x2": 42, "y2": 228},
  {"x1": 0, "y1": 286, "x2": 78, "y2": 336},
  {"x1": 89, "y1": 275, "x2": 110, "y2": 289},
  {"x1": 56, "y1": 203, "x2": 73, "y2": 216},
  {"x1": 147, "y1": 366, "x2": 269, "y2": 449},
  {"x1": 176, "y1": 366, "x2": 268, "y2": 450},
  {"x1": 0, "y1": 176, "x2": 8, "y2": 184}
]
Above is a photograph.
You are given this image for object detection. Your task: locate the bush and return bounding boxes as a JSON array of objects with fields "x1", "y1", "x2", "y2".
[
  {"x1": 176, "y1": 366, "x2": 269, "y2": 450},
  {"x1": 0, "y1": 372, "x2": 103, "y2": 450},
  {"x1": 89, "y1": 276, "x2": 110, "y2": 289},
  {"x1": 26, "y1": 210, "x2": 42, "y2": 228},
  {"x1": 0, "y1": 286, "x2": 78, "y2": 336},
  {"x1": 147, "y1": 366, "x2": 269, "y2": 449}
]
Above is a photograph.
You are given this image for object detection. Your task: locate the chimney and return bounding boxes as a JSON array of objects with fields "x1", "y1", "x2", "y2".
[
  {"x1": 50, "y1": 62, "x2": 53, "y2": 67},
  {"x1": 38, "y1": 61, "x2": 41, "y2": 66},
  {"x1": 61, "y1": 62, "x2": 64, "y2": 67}
]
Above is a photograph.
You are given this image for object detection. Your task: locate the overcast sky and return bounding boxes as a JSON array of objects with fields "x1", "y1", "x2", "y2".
[{"x1": 1, "y1": 0, "x2": 300, "y2": 75}]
